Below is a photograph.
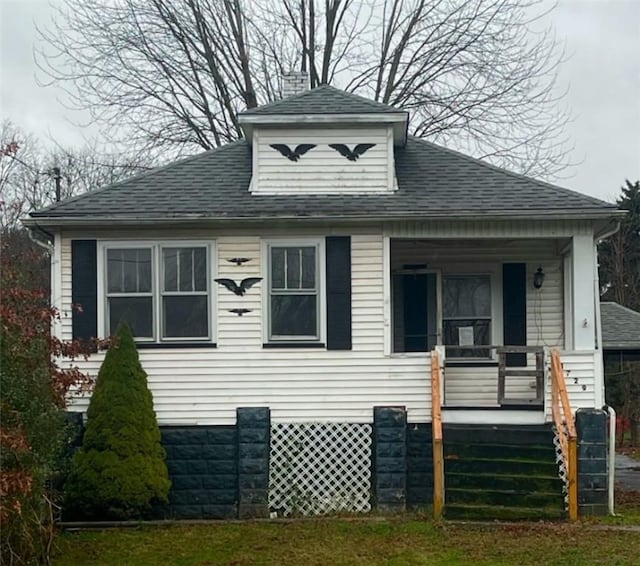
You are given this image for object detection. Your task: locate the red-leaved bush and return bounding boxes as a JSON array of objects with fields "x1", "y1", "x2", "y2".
[{"x1": 0, "y1": 230, "x2": 105, "y2": 565}]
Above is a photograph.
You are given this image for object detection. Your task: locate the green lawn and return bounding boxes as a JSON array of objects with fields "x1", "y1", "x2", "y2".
[{"x1": 54, "y1": 516, "x2": 640, "y2": 566}]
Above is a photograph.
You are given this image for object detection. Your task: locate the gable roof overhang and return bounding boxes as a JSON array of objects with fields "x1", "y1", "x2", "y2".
[{"x1": 238, "y1": 112, "x2": 409, "y2": 145}]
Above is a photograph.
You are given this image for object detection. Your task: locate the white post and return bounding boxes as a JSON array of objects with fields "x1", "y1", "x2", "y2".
[
  {"x1": 593, "y1": 245, "x2": 605, "y2": 408},
  {"x1": 571, "y1": 234, "x2": 596, "y2": 351}
]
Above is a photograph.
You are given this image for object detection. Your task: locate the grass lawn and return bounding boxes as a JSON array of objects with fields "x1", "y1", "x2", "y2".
[{"x1": 54, "y1": 515, "x2": 640, "y2": 566}]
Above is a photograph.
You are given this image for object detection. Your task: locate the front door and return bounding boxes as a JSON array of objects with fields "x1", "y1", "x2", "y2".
[{"x1": 393, "y1": 270, "x2": 440, "y2": 352}]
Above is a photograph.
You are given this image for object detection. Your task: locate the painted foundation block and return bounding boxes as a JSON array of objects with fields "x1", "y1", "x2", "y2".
[
  {"x1": 373, "y1": 406, "x2": 407, "y2": 512},
  {"x1": 576, "y1": 409, "x2": 609, "y2": 516}
]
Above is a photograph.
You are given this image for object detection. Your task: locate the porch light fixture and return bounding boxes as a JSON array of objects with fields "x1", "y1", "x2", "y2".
[{"x1": 533, "y1": 266, "x2": 545, "y2": 289}]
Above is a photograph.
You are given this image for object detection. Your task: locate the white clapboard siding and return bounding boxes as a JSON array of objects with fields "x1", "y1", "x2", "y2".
[
  {"x1": 253, "y1": 127, "x2": 393, "y2": 194},
  {"x1": 545, "y1": 351, "x2": 598, "y2": 420},
  {"x1": 59, "y1": 233, "x2": 432, "y2": 425},
  {"x1": 57, "y1": 229, "x2": 597, "y2": 425},
  {"x1": 60, "y1": 240, "x2": 74, "y2": 338},
  {"x1": 216, "y1": 237, "x2": 262, "y2": 348},
  {"x1": 443, "y1": 365, "x2": 499, "y2": 406}
]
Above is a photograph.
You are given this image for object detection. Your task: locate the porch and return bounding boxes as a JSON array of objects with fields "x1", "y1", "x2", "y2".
[{"x1": 387, "y1": 235, "x2": 602, "y2": 415}]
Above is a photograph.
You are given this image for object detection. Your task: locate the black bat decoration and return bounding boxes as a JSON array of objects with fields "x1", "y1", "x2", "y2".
[
  {"x1": 214, "y1": 277, "x2": 263, "y2": 296},
  {"x1": 229, "y1": 308, "x2": 252, "y2": 316},
  {"x1": 269, "y1": 143, "x2": 316, "y2": 162},
  {"x1": 328, "y1": 143, "x2": 376, "y2": 161},
  {"x1": 227, "y1": 257, "x2": 251, "y2": 266}
]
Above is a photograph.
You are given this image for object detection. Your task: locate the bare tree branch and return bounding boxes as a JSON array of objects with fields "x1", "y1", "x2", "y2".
[
  {"x1": 37, "y1": 0, "x2": 572, "y2": 177},
  {"x1": 0, "y1": 120, "x2": 152, "y2": 230}
]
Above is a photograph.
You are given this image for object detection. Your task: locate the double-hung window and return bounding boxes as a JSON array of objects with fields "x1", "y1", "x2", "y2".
[
  {"x1": 161, "y1": 247, "x2": 209, "y2": 339},
  {"x1": 103, "y1": 242, "x2": 213, "y2": 342},
  {"x1": 443, "y1": 274, "x2": 492, "y2": 358},
  {"x1": 106, "y1": 248, "x2": 154, "y2": 339},
  {"x1": 267, "y1": 242, "x2": 321, "y2": 341}
]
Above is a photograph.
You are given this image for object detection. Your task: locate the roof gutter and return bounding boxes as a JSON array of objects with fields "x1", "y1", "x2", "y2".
[
  {"x1": 594, "y1": 218, "x2": 621, "y2": 241},
  {"x1": 23, "y1": 209, "x2": 625, "y2": 229},
  {"x1": 27, "y1": 223, "x2": 55, "y2": 254}
]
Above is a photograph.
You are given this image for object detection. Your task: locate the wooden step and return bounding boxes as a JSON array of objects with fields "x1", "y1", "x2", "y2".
[
  {"x1": 445, "y1": 472, "x2": 562, "y2": 492},
  {"x1": 446, "y1": 488, "x2": 564, "y2": 508},
  {"x1": 444, "y1": 457, "x2": 559, "y2": 476},
  {"x1": 444, "y1": 504, "x2": 566, "y2": 521},
  {"x1": 444, "y1": 442, "x2": 556, "y2": 461},
  {"x1": 443, "y1": 424, "x2": 554, "y2": 446}
]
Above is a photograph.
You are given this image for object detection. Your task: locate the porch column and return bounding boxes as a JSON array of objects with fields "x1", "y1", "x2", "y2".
[{"x1": 570, "y1": 234, "x2": 596, "y2": 351}]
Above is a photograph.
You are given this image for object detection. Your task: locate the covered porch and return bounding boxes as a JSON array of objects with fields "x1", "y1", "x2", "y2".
[{"x1": 387, "y1": 235, "x2": 602, "y2": 414}]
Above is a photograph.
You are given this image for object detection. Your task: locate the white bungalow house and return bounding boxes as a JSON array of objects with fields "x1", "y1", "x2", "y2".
[{"x1": 26, "y1": 79, "x2": 622, "y2": 520}]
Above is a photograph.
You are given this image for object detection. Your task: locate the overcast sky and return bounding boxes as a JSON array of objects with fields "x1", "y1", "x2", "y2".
[{"x1": 1, "y1": 0, "x2": 638, "y2": 203}]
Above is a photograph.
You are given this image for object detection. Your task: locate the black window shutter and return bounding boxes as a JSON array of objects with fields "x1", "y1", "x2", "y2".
[
  {"x1": 325, "y1": 236, "x2": 352, "y2": 350},
  {"x1": 502, "y1": 263, "x2": 527, "y2": 366},
  {"x1": 71, "y1": 240, "x2": 98, "y2": 341}
]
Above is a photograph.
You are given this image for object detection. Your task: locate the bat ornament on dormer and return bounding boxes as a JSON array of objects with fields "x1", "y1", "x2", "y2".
[
  {"x1": 329, "y1": 143, "x2": 376, "y2": 161},
  {"x1": 269, "y1": 143, "x2": 316, "y2": 162},
  {"x1": 214, "y1": 277, "x2": 262, "y2": 296}
]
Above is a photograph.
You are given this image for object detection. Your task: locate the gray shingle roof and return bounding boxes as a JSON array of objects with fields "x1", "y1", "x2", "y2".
[
  {"x1": 30, "y1": 136, "x2": 617, "y2": 223},
  {"x1": 601, "y1": 302, "x2": 640, "y2": 350},
  {"x1": 240, "y1": 84, "x2": 404, "y2": 115}
]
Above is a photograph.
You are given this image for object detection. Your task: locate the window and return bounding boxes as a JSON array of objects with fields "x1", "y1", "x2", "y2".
[
  {"x1": 102, "y1": 242, "x2": 213, "y2": 342},
  {"x1": 106, "y1": 248, "x2": 153, "y2": 338},
  {"x1": 267, "y1": 243, "x2": 320, "y2": 341},
  {"x1": 162, "y1": 247, "x2": 209, "y2": 338},
  {"x1": 443, "y1": 275, "x2": 491, "y2": 358}
]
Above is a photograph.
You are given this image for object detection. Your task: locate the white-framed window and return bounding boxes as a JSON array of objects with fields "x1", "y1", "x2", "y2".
[
  {"x1": 391, "y1": 269, "x2": 498, "y2": 358},
  {"x1": 264, "y1": 239, "x2": 324, "y2": 342},
  {"x1": 99, "y1": 241, "x2": 214, "y2": 342},
  {"x1": 443, "y1": 274, "x2": 492, "y2": 358},
  {"x1": 106, "y1": 247, "x2": 154, "y2": 339}
]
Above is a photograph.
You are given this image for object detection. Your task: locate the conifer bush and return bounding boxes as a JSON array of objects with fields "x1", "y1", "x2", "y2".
[{"x1": 65, "y1": 324, "x2": 171, "y2": 519}]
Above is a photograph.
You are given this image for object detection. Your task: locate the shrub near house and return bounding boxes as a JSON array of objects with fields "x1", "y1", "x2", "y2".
[{"x1": 65, "y1": 324, "x2": 170, "y2": 520}]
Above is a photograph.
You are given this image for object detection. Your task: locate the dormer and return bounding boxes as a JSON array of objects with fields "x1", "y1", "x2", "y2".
[{"x1": 238, "y1": 84, "x2": 408, "y2": 195}]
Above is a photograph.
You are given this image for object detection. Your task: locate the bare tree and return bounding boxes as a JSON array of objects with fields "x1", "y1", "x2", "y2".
[
  {"x1": 38, "y1": 0, "x2": 570, "y2": 177},
  {"x1": 0, "y1": 120, "x2": 152, "y2": 230}
]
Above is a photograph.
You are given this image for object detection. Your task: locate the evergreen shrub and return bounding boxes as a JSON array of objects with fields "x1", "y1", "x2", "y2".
[{"x1": 65, "y1": 324, "x2": 171, "y2": 519}]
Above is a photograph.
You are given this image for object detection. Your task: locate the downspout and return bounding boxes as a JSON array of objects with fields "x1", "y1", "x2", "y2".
[
  {"x1": 604, "y1": 404, "x2": 617, "y2": 515},
  {"x1": 593, "y1": 220, "x2": 620, "y2": 516},
  {"x1": 28, "y1": 223, "x2": 55, "y2": 254}
]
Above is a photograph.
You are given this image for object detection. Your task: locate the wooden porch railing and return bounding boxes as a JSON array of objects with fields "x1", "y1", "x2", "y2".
[
  {"x1": 431, "y1": 348, "x2": 444, "y2": 519},
  {"x1": 550, "y1": 349, "x2": 578, "y2": 521},
  {"x1": 497, "y1": 346, "x2": 545, "y2": 406},
  {"x1": 445, "y1": 345, "x2": 545, "y2": 406}
]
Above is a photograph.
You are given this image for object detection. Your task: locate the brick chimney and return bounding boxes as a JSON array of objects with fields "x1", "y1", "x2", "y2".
[{"x1": 282, "y1": 71, "x2": 309, "y2": 98}]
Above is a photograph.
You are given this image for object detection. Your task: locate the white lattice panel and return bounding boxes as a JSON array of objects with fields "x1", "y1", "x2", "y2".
[
  {"x1": 269, "y1": 423, "x2": 372, "y2": 516},
  {"x1": 552, "y1": 425, "x2": 569, "y2": 509}
]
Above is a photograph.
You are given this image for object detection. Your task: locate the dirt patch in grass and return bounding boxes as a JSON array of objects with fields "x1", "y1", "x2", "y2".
[
  {"x1": 617, "y1": 489, "x2": 640, "y2": 507},
  {"x1": 53, "y1": 517, "x2": 640, "y2": 566}
]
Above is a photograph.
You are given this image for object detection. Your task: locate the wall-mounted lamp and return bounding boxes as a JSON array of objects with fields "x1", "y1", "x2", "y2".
[{"x1": 533, "y1": 266, "x2": 545, "y2": 289}]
